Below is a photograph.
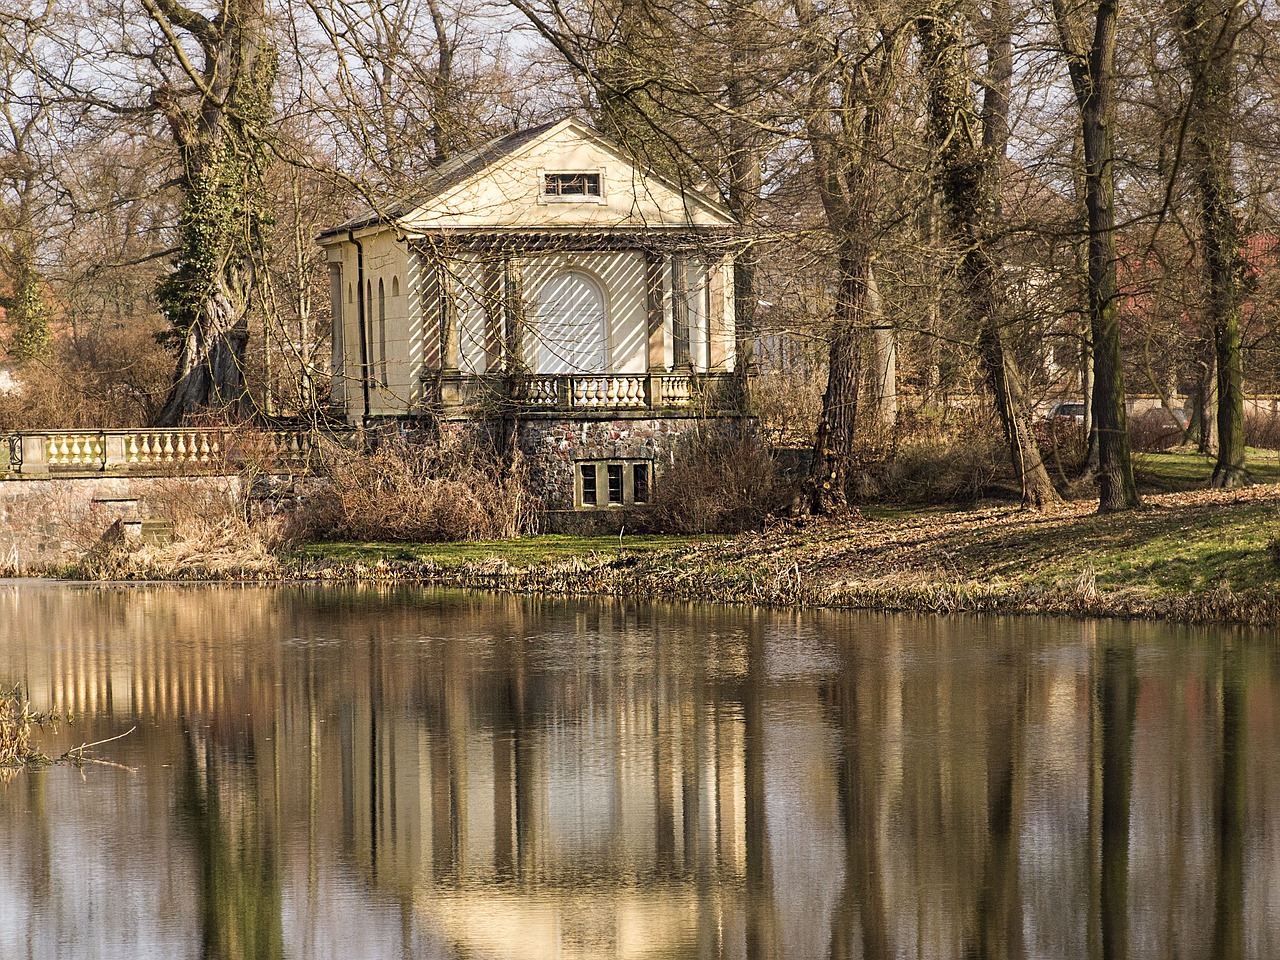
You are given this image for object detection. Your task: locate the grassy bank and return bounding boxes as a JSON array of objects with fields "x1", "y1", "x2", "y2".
[
  {"x1": 48, "y1": 449, "x2": 1280, "y2": 626},
  {"x1": 284, "y1": 481, "x2": 1280, "y2": 625}
]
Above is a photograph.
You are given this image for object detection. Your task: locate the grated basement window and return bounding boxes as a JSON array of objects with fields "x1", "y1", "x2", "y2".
[
  {"x1": 632, "y1": 463, "x2": 650, "y2": 504},
  {"x1": 576, "y1": 460, "x2": 653, "y2": 509}
]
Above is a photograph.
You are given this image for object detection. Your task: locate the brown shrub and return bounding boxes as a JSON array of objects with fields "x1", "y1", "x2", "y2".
[
  {"x1": 292, "y1": 435, "x2": 534, "y2": 543},
  {"x1": 1033, "y1": 417, "x2": 1088, "y2": 477},
  {"x1": 752, "y1": 368, "x2": 822, "y2": 447},
  {"x1": 0, "y1": 322, "x2": 171, "y2": 429},
  {"x1": 641, "y1": 431, "x2": 794, "y2": 533},
  {"x1": 1245, "y1": 411, "x2": 1280, "y2": 451},
  {"x1": 872, "y1": 412, "x2": 1009, "y2": 503},
  {"x1": 75, "y1": 477, "x2": 286, "y2": 580},
  {"x1": 1129, "y1": 408, "x2": 1189, "y2": 453}
]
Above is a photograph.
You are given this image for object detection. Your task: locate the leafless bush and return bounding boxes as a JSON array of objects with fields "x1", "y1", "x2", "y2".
[
  {"x1": 77, "y1": 477, "x2": 285, "y2": 579},
  {"x1": 752, "y1": 368, "x2": 823, "y2": 447},
  {"x1": 1128, "y1": 408, "x2": 1188, "y2": 453},
  {"x1": 0, "y1": 323, "x2": 171, "y2": 429},
  {"x1": 877, "y1": 413, "x2": 1008, "y2": 503},
  {"x1": 641, "y1": 431, "x2": 794, "y2": 533},
  {"x1": 1246, "y1": 411, "x2": 1280, "y2": 451},
  {"x1": 1034, "y1": 417, "x2": 1088, "y2": 477},
  {"x1": 292, "y1": 435, "x2": 534, "y2": 542}
]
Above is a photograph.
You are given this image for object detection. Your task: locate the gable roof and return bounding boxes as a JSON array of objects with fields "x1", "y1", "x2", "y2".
[{"x1": 319, "y1": 117, "x2": 736, "y2": 239}]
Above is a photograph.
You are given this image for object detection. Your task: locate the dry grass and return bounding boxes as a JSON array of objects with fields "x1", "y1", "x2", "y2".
[
  {"x1": 74, "y1": 477, "x2": 286, "y2": 581},
  {"x1": 291, "y1": 434, "x2": 535, "y2": 543},
  {"x1": 0, "y1": 686, "x2": 67, "y2": 780}
]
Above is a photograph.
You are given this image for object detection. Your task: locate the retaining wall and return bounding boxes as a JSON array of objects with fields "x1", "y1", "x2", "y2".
[{"x1": 0, "y1": 475, "x2": 244, "y2": 571}]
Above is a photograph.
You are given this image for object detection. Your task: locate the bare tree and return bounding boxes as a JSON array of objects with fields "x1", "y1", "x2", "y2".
[
  {"x1": 1168, "y1": 0, "x2": 1250, "y2": 486},
  {"x1": 1052, "y1": 0, "x2": 1141, "y2": 511},
  {"x1": 917, "y1": 0, "x2": 1061, "y2": 510},
  {"x1": 792, "y1": 0, "x2": 908, "y2": 513}
]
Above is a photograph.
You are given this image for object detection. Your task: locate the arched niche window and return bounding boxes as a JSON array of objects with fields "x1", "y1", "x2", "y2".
[
  {"x1": 532, "y1": 270, "x2": 607, "y2": 375},
  {"x1": 377, "y1": 277, "x2": 388, "y2": 386},
  {"x1": 365, "y1": 280, "x2": 374, "y2": 385},
  {"x1": 391, "y1": 276, "x2": 400, "y2": 299}
]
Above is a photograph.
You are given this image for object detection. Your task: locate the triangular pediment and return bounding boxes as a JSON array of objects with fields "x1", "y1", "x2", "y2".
[{"x1": 395, "y1": 118, "x2": 736, "y2": 233}]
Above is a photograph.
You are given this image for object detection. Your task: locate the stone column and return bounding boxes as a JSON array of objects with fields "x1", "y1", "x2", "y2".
[
  {"x1": 504, "y1": 258, "x2": 524, "y2": 371},
  {"x1": 645, "y1": 252, "x2": 668, "y2": 407},
  {"x1": 439, "y1": 259, "x2": 460, "y2": 374}
]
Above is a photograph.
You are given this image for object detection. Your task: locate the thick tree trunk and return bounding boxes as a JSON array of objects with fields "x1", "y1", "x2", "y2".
[
  {"x1": 918, "y1": 0, "x2": 1060, "y2": 509},
  {"x1": 1174, "y1": 0, "x2": 1249, "y2": 488},
  {"x1": 866, "y1": 266, "x2": 897, "y2": 428},
  {"x1": 727, "y1": 26, "x2": 762, "y2": 390},
  {"x1": 158, "y1": 288, "x2": 252, "y2": 424},
  {"x1": 1054, "y1": 0, "x2": 1140, "y2": 511},
  {"x1": 151, "y1": 0, "x2": 274, "y2": 426},
  {"x1": 812, "y1": 255, "x2": 866, "y2": 513},
  {"x1": 793, "y1": 0, "x2": 902, "y2": 513}
]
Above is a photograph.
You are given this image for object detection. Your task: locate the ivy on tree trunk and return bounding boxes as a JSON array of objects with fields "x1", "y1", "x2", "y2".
[{"x1": 151, "y1": 0, "x2": 276, "y2": 426}]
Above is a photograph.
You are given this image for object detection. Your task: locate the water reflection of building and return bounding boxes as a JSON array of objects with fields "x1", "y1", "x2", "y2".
[{"x1": 1, "y1": 585, "x2": 1279, "y2": 960}]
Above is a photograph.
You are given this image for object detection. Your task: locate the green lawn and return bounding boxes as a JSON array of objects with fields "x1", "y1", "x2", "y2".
[
  {"x1": 1134, "y1": 447, "x2": 1280, "y2": 492},
  {"x1": 295, "y1": 533, "x2": 711, "y2": 567}
]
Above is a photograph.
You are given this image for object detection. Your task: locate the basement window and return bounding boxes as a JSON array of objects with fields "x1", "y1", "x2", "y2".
[
  {"x1": 632, "y1": 463, "x2": 650, "y2": 504},
  {"x1": 606, "y1": 464, "x2": 624, "y2": 505},
  {"x1": 576, "y1": 460, "x2": 653, "y2": 509}
]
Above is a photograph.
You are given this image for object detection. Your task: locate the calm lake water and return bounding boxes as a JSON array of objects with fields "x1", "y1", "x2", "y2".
[{"x1": 0, "y1": 582, "x2": 1277, "y2": 960}]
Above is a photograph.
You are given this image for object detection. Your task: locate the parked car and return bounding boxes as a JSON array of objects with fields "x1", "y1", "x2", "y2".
[{"x1": 1049, "y1": 401, "x2": 1085, "y2": 424}]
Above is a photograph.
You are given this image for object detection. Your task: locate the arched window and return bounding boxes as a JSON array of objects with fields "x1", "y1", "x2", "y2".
[
  {"x1": 391, "y1": 276, "x2": 400, "y2": 299},
  {"x1": 365, "y1": 280, "x2": 374, "y2": 385},
  {"x1": 377, "y1": 278, "x2": 387, "y2": 386},
  {"x1": 532, "y1": 271, "x2": 606, "y2": 374}
]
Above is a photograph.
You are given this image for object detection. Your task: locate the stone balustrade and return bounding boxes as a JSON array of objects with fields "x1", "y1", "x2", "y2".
[
  {"x1": 506, "y1": 372, "x2": 732, "y2": 411},
  {"x1": 3, "y1": 428, "x2": 315, "y2": 478}
]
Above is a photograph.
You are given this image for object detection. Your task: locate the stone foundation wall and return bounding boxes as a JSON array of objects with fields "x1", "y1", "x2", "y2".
[
  {"x1": 0, "y1": 475, "x2": 243, "y2": 571},
  {"x1": 441, "y1": 413, "x2": 751, "y2": 531}
]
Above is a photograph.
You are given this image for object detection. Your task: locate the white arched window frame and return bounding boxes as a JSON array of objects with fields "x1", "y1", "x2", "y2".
[{"x1": 530, "y1": 269, "x2": 609, "y2": 375}]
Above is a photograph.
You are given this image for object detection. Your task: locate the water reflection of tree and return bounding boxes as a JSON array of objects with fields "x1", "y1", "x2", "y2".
[
  {"x1": 1213, "y1": 642, "x2": 1245, "y2": 960},
  {"x1": 12, "y1": 585, "x2": 1280, "y2": 958},
  {"x1": 1095, "y1": 641, "x2": 1136, "y2": 960},
  {"x1": 180, "y1": 724, "x2": 285, "y2": 960}
]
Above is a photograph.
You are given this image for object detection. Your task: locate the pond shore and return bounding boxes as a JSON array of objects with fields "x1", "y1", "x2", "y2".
[{"x1": 62, "y1": 482, "x2": 1280, "y2": 627}]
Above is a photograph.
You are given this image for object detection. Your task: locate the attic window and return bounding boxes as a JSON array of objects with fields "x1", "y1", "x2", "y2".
[{"x1": 543, "y1": 172, "x2": 601, "y2": 198}]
